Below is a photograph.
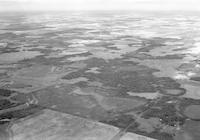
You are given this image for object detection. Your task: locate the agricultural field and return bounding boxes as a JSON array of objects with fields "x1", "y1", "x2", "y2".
[{"x1": 0, "y1": 11, "x2": 200, "y2": 140}]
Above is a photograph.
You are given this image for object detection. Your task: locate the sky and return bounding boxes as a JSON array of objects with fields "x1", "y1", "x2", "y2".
[{"x1": 0, "y1": 0, "x2": 200, "y2": 11}]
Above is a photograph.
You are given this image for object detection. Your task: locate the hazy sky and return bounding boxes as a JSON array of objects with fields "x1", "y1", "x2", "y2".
[{"x1": 0, "y1": 0, "x2": 200, "y2": 11}]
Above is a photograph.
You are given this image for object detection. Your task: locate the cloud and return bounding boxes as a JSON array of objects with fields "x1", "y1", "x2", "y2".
[{"x1": 0, "y1": 0, "x2": 199, "y2": 11}]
